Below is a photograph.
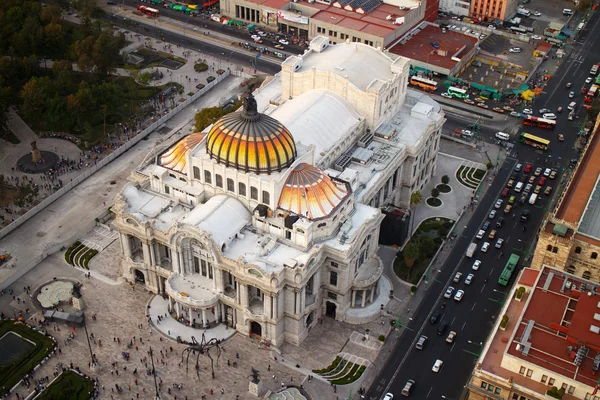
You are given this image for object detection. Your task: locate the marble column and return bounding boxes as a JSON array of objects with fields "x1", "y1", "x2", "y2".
[
  {"x1": 176, "y1": 302, "x2": 181, "y2": 318},
  {"x1": 295, "y1": 291, "x2": 300, "y2": 315},
  {"x1": 202, "y1": 309, "x2": 207, "y2": 327},
  {"x1": 172, "y1": 249, "x2": 180, "y2": 275},
  {"x1": 168, "y1": 296, "x2": 173, "y2": 311},
  {"x1": 300, "y1": 287, "x2": 306, "y2": 313},
  {"x1": 264, "y1": 295, "x2": 272, "y2": 318},
  {"x1": 273, "y1": 294, "x2": 278, "y2": 319},
  {"x1": 351, "y1": 290, "x2": 356, "y2": 308},
  {"x1": 142, "y1": 243, "x2": 151, "y2": 266},
  {"x1": 221, "y1": 303, "x2": 226, "y2": 322},
  {"x1": 149, "y1": 242, "x2": 156, "y2": 266},
  {"x1": 188, "y1": 308, "x2": 193, "y2": 324},
  {"x1": 361, "y1": 289, "x2": 366, "y2": 307},
  {"x1": 215, "y1": 302, "x2": 221, "y2": 321},
  {"x1": 122, "y1": 234, "x2": 132, "y2": 259},
  {"x1": 240, "y1": 284, "x2": 249, "y2": 308},
  {"x1": 370, "y1": 285, "x2": 375, "y2": 303},
  {"x1": 215, "y1": 268, "x2": 223, "y2": 292}
]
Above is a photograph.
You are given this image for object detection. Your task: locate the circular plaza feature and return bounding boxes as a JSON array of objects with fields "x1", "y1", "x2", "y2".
[
  {"x1": 37, "y1": 281, "x2": 74, "y2": 308},
  {"x1": 16, "y1": 151, "x2": 60, "y2": 174}
]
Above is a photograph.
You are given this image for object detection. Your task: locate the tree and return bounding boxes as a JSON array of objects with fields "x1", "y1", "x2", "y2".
[
  {"x1": 577, "y1": 0, "x2": 592, "y2": 11},
  {"x1": 441, "y1": 175, "x2": 450, "y2": 185},
  {"x1": 403, "y1": 243, "x2": 420, "y2": 274},
  {"x1": 431, "y1": 188, "x2": 440, "y2": 199},
  {"x1": 52, "y1": 60, "x2": 74, "y2": 94},
  {"x1": 67, "y1": 81, "x2": 95, "y2": 130},
  {"x1": 194, "y1": 107, "x2": 229, "y2": 131},
  {"x1": 74, "y1": 36, "x2": 96, "y2": 73},
  {"x1": 409, "y1": 190, "x2": 423, "y2": 236},
  {"x1": 418, "y1": 237, "x2": 436, "y2": 258},
  {"x1": 21, "y1": 76, "x2": 51, "y2": 121}
]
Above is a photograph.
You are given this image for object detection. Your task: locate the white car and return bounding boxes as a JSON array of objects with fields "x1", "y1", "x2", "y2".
[
  {"x1": 476, "y1": 229, "x2": 485, "y2": 239},
  {"x1": 441, "y1": 92, "x2": 453, "y2": 98},
  {"x1": 543, "y1": 113, "x2": 557, "y2": 120},
  {"x1": 279, "y1": 39, "x2": 289, "y2": 45},
  {"x1": 489, "y1": 210, "x2": 497, "y2": 219},
  {"x1": 481, "y1": 242, "x2": 490, "y2": 252},
  {"x1": 495, "y1": 238, "x2": 504, "y2": 248},
  {"x1": 509, "y1": 47, "x2": 522, "y2": 53},
  {"x1": 568, "y1": 101, "x2": 576, "y2": 110},
  {"x1": 543, "y1": 168, "x2": 551, "y2": 176},
  {"x1": 510, "y1": 111, "x2": 519, "y2": 117},
  {"x1": 383, "y1": 393, "x2": 394, "y2": 400},
  {"x1": 444, "y1": 286, "x2": 455, "y2": 298},
  {"x1": 532, "y1": 34, "x2": 542, "y2": 40},
  {"x1": 465, "y1": 273, "x2": 474, "y2": 285},
  {"x1": 539, "y1": 108, "x2": 551, "y2": 114},
  {"x1": 533, "y1": 11, "x2": 542, "y2": 16},
  {"x1": 569, "y1": 91, "x2": 575, "y2": 98},
  {"x1": 472, "y1": 260, "x2": 482, "y2": 270},
  {"x1": 432, "y1": 359, "x2": 444, "y2": 373},
  {"x1": 523, "y1": 108, "x2": 533, "y2": 115},
  {"x1": 479, "y1": 34, "x2": 486, "y2": 39},
  {"x1": 257, "y1": 31, "x2": 267, "y2": 36},
  {"x1": 586, "y1": 77, "x2": 593, "y2": 84},
  {"x1": 251, "y1": 34, "x2": 261, "y2": 41},
  {"x1": 495, "y1": 199, "x2": 503, "y2": 209},
  {"x1": 454, "y1": 290, "x2": 465, "y2": 301},
  {"x1": 488, "y1": 24, "x2": 496, "y2": 29}
]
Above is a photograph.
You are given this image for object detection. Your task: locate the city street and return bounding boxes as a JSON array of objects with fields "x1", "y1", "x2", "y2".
[{"x1": 366, "y1": 8, "x2": 600, "y2": 400}]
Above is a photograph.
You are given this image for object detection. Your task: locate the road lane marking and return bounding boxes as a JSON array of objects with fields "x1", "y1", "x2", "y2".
[
  {"x1": 480, "y1": 285, "x2": 485, "y2": 293},
  {"x1": 451, "y1": 317, "x2": 456, "y2": 325},
  {"x1": 427, "y1": 387, "x2": 433, "y2": 397},
  {"x1": 462, "y1": 321, "x2": 467, "y2": 331},
  {"x1": 451, "y1": 342, "x2": 456, "y2": 352},
  {"x1": 471, "y1": 302, "x2": 477, "y2": 312}
]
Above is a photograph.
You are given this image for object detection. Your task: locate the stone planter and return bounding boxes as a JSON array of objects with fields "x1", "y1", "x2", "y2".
[{"x1": 249, "y1": 379, "x2": 263, "y2": 397}]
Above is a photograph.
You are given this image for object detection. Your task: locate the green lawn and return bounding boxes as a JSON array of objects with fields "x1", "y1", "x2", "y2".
[
  {"x1": 0, "y1": 321, "x2": 56, "y2": 394},
  {"x1": 36, "y1": 371, "x2": 95, "y2": 400}
]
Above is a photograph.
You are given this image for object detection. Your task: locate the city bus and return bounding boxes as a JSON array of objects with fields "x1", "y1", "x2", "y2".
[
  {"x1": 522, "y1": 116, "x2": 557, "y2": 130},
  {"x1": 447, "y1": 86, "x2": 468, "y2": 99},
  {"x1": 409, "y1": 75, "x2": 438, "y2": 92},
  {"x1": 546, "y1": 37, "x2": 564, "y2": 48},
  {"x1": 137, "y1": 5, "x2": 160, "y2": 17},
  {"x1": 510, "y1": 26, "x2": 528, "y2": 34},
  {"x1": 498, "y1": 253, "x2": 520, "y2": 286},
  {"x1": 519, "y1": 132, "x2": 550, "y2": 151},
  {"x1": 585, "y1": 84, "x2": 599, "y2": 103},
  {"x1": 596, "y1": 75, "x2": 600, "y2": 85}
]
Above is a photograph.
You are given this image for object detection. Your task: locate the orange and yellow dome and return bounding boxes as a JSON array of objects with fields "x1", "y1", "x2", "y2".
[
  {"x1": 205, "y1": 94, "x2": 296, "y2": 174},
  {"x1": 278, "y1": 163, "x2": 350, "y2": 220},
  {"x1": 159, "y1": 132, "x2": 204, "y2": 172}
]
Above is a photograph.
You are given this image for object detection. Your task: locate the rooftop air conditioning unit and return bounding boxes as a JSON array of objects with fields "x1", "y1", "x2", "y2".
[{"x1": 386, "y1": 15, "x2": 392, "y2": 20}]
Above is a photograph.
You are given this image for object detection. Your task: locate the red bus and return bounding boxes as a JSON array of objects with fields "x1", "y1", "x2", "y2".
[
  {"x1": 137, "y1": 5, "x2": 160, "y2": 17},
  {"x1": 522, "y1": 116, "x2": 556, "y2": 130},
  {"x1": 585, "y1": 84, "x2": 598, "y2": 104}
]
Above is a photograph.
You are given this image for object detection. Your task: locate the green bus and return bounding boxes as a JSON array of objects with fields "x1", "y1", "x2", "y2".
[
  {"x1": 498, "y1": 253, "x2": 520, "y2": 286},
  {"x1": 447, "y1": 86, "x2": 468, "y2": 99},
  {"x1": 595, "y1": 75, "x2": 600, "y2": 85}
]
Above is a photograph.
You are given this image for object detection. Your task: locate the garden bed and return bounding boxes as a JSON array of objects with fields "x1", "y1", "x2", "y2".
[
  {"x1": 36, "y1": 370, "x2": 95, "y2": 400},
  {"x1": 436, "y1": 184, "x2": 452, "y2": 193},
  {"x1": 456, "y1": 165, "x2": 485, "y2": 189},
  {"x1": 426, "y1": 197, "x2": 442, "y2": 207}
]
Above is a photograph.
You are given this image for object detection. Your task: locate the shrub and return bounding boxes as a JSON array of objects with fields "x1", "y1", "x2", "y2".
[
  {"x1": 516, "y1": 286, "x2": 526, "y2": 299},
  {"x1": 82, "y1": 249, "x2": 99, "y2": 270},
  {"x1": 546, "y1": 386, "x2": 565, "y2": 399},
  {"x1": 378, "y1": 335, "x2": 385, "y2": 342},
  {"x1": 313, "y1": 356, "x2": 341, "y2": 374},
  {"x1": 206, "y1": 76, "x2": 215, "y2": 83},
  {"x1": 500, "y1": 314, "x2": 509, "y2": 329},
  {"x1": 194, "y1": 63, "x2": 208, "y2": 72},
  {"x1": 410, "y1": 285, "x2": 417, "y2": 293},
  {"x1": 486, "y1": 161, "x2": 493, "y2": 169},
  {"x1": 64, "y1": 241, "x2": 82, "y2": 265}
]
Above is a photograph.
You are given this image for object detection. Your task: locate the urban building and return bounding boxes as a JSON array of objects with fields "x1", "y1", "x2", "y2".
[
  {"x1": 387, "y1": 21, "x2": 479, "y2": 76},
  {"x1": 439, "y1": 0, "x2": 471, "y2": 17},
  {"x1": 469, "y1": 0, "x2": 519, "y2": 22},
  {"x1": 467, "y1": 266, "x2": 600, "y2": 400},
  {"x1": 530, "y1": 118, "x2": 600, "y2": 283},
  {"x1": 113, "y1": 37, "x2": 445, "y2": 346},
  {"x1": 219, "y1": 0, "x2": 438, "y2": 49}
]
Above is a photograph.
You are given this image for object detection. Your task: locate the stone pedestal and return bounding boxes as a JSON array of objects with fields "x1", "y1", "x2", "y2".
[
  {"x1": 72, "y1": 297, "x2": 85, "y2": 311},
  {"x1": 31, "y1": 141, "x2": 42, "y2": 163},
  {"x1": 248, "y1": 380, "x2": 263, "y2": 397}
]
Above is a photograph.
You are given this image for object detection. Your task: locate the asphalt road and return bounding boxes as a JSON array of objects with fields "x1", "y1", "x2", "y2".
[
  {"x1": 366, "y1": 9, "x2": 600, "y2": 400},
  {"x1": 108, "y1": 14, "x2": 281, "y2": 75}
]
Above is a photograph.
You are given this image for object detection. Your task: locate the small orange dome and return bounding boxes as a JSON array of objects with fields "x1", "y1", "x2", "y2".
[
  {"x1": 278, "y1": 163, "x2": 350, "y2": 220},
  {"x1": 206, "y1": 94, "x2": 296, "y2": 174}
]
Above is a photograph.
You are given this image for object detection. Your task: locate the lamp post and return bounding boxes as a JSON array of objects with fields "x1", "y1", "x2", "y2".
[
  {"x1": 82, "y1": 315, "x2": 99, "y2": 371},
  {"x1": 149, "y1": 346, "x2": 161, "y2": 399}
]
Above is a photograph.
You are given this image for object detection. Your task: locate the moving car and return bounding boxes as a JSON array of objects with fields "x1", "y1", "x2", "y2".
[
  {"x1": 509, "y1": 47, "x2": 522, "y2": 53},
  {"x1": 569, "y1": 91, "x2": 575, "y2": 98},
  {"x1": 489, "y1": 210, "x2": 497, "y2": 219},
  {"x1": 472, "y1": 260, "x2": 482, "y2": 270},
  {"x1": 476, "y1": 229, "x2": 486, "y2": 239},
  {"x1": 481, "y1": 242, "x2": 490, "y2": 252},
  {"x1": 477, "y1": 103, "x2": 489, "y2": 109},
  {"x1": 437, "y1": 321, "x2": 449, "y2": 335},
  {"x1": 464, "y1": 99, "x2": 475, "y2": 105},
  {"x1": 444, "y1": 286, "x2": 455, "y2": 298},
  {"x1": 495, "y1": 238, "x2": 504, "y2": 248},
  {"x1": 446, "y1": 331, "x2": 457, "y2": 343},
  {"x1": 273, "y1": 44, "x2": 285, "y2": 50},
  {"x1": 401, "y1": 380, "x2": 415, "y2": 396},
  {"x1": 454, "y1": 290, "x2": 464, "y2": 301},
  {"x1": 504, "y1": 204, "x2": 512, "y2": 214},
  {"x1": 278, "y1": 39, "x2": 289, "y2": 45},
  {"x1": 543, "y1": 113, "x2": 557, "y2": 120},
  {"x1": 495, "y1": 199, "x2": 503, "y2": 209},
  {"x1": 430, "y1": 311, "x2": 441, "y2": 324},
  {"x1": 586, "y1": 77, "x2": 593, "y2": 84},
  {"x1": 415, "y1": 335, "x2": 428, "y2": 350},
  {"x1": 453, "y1": 272, "x2": 463, "y2": 283},
  {"x1": 539, "y1": 108, "x2": 551, "y2": 114},
  {"x1": 441, "y1": 92, "x2": 453, "y2": 98},
  {"x1": 501, "y1": 188, "x2": 510, "y2": 197},
  {"x1": 568, "y1": 101, "x2": 577, "y2": 110},
  {"x1": 504, "y1": 106, "x2": 515, "y2": 112},
  {"x1": 488, "y1": 230, "x2": 497, "y2": 239},
  {"x1": 432, "y1": 359, "x2": 444, "y2": 373},
  {"x1": 251, "y1": 34, "x2": 261, "y2": 41},
  {"x1": 533, "y1": 11, "x2": 541, "y2": 16},
  {"x1": 558, "y1": 133, "x2": 565, "y2": 142},
  {"x1": 384, "y1": 393, "x2": 394, "y2": 400},
  {"x1": 493, "y1": 107, "x2": 505, "y2": 113},
  {"x1": 483, "y1": 221, "x2": 491, "y2": 230},
  {"x1": 523, "y1": 109, "x2": 533, "y2": 115},
  {"x1": 532, "y1": 34, "x2": 542, "y2": 40},
  {"x1": 465, "y1": 273, "x2": 474, "y2": 285}
]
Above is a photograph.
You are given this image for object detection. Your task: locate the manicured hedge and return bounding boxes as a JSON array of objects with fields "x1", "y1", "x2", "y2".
[
  {"x1": 312, "y1": 356, "x2": 341, "y2": 374},
  {"x1": 64, "y1": 241, "x2": 82, "y2": 265}
]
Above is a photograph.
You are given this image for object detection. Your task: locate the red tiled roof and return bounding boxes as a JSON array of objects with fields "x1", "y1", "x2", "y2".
[
  {"x1": 556, "y1": 121, "x2": 600, "y2": 223},
  {"x1": 388, "y1": 24, "x2": 478, "y2": 71},
  {"x1": 518, "y1": 268, "x2": 540, "y2": 287}
]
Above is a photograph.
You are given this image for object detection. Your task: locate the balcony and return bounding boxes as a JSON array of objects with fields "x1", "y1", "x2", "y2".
[
  {"x1": 166, "y1": 274, "x2": 219, "y2": 308},
  {"x1": 223, "y1": 284, "x2": 237, "y2": 299},
  {"x1": 246, "y1": 297, "x2": 264, "y2": 317},
  {"x1": 353, "y1": 257, "x2": 383, "y2": 289},
  {"x1": 305, "y1": 292, "x2": 316, "y2": 307}
]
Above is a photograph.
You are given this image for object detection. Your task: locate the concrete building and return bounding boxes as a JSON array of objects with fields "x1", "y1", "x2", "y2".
[
  {"x1": 219, "y1": 0, "x2": 438, "y2": 49},
  {"x1": 467, "y1": 266, "x2": 600, "y2": 400},
  {"x1": 113, "y1": 37, "x2": 445, "y2": 347},
  {"x1": 469, "y1": 0, "x2": 519, "y2": 22},
  {"x1": 530, "y1": 118, "x2": 600, "y2": 283},
  {"x1": 439, "y1": 0, "x2": 471, "y2": 17}
]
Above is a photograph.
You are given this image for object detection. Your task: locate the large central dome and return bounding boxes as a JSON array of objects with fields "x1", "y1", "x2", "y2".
[{"x1": 206, "y1": 94, "x2": 297, "y2": 174}]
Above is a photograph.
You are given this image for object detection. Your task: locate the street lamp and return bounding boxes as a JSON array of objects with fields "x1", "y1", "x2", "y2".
[{"x1": 149, "y1": 346, "x2": 161, "y2": 399}]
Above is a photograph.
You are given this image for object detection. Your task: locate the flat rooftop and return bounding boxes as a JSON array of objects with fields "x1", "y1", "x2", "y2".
[
  {"x1": 556, "y1": 119, "x2": 600, "y2": 230},
  {"x1": 479, "y1": 266, "x2": 600, "y2": 396},
  {"x1": 388, "y1": 24, "x2": 478, "y2": 71}
]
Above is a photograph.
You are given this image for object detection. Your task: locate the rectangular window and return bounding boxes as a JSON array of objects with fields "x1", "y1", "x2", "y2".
[
  {"x1": 480, "y1": 382, "x2": 487, "y2": 389},
  {"x1": 328, "y1": 291, "x2": 337, "y2": 300},
  {"x1": 251, "y1": 186, "x2": 258, "y2": 200},
  {"x1": 238, "y1": 182, "x2": 246, "y2": 196},
  {"x1": 216, "y1": 174, "x2": 223, "y2": 188},
  {"x1": 227, "y1": 178, "x2": 235, "y2": 192},
  {"x1": 331, "y1": 261, "x2": 339, "y2": 268},
  {"x1": 519, "y1": 366, "x2": 526, "y2": 374},
  {"x1": 549, "y1": 378, "x2": 555, "y2": 385},
  {"x1": 262, "y1": 190, "x2": 270, "y2": 205},
  {"x1": 164, "y1": 185, "x2": 170, "y2": 194},
  {"x1": 330, "y1": 271, "x2": 338, "y2": 286},
  {"x1": 526, "y1": 369, "x2": 533, "y2": 377},
  {"x1": 561, "y1": 383, "x2": 568, "y2": 390},
  {"x1": 541, "y1": 375, "x2": 548, "y2": 383},
  {"x1": 494, "y1": 388, "x2": 501, "y2": 395},
  {"x1": 568, "y1": 386, "x2": 575, "y2": 394},
  {"x1": 204, "y1": 170, "x2": 212, "y2": 184},
  {"x1": 201, "y1": 259, "x2": 207, "y2": 276},
  {"x1": 208, "y1": 264, "x2": 213, "y2": 279},
  {"x1": 487, "y1": 384, "x2": 494, "y2": 392},
  {"x1": 193, "y1": 257, "x2": 200, "y2": 274}
]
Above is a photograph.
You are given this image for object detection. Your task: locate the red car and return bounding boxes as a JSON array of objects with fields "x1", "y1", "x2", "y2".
[
  {"x1": 501, "y1": 188, "x2": 509, "y2": 197},
  {"x1": 524, "y1": 164, "x2": 532, "y2": 173},
  {"x1": 538, "y1": 177, "x2": 547, "y2": 186}
]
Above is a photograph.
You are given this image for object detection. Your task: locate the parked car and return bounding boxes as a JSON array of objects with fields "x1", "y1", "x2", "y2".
[
  {"x1": 278, "y1": 39, "x2": 289, "y2": 45},
  {"x1": 539, "y1": 177, "x2": 547, "y2": 186},
  {"x1": 544, "y1": 186, "x2": 553, "y2": 195},
  {"x1": 492, "y1": 107, "x2": 505, "y2": 113},
  {"x1": 532, "y1": 34, "x2": 542, "y2": 40},
  {"x1": 476, "y1": 229, "x2": 486, "y2": 239},
  {"x1": 488, "y1": 230, "x2": 497, "y2": 239},
  {"x1": 504, "y1": 106, "x2": 515, "y2": 112},
  {"x1": 528, "y1": 175, "x2": 536, "y2": 184},
  {"x1": 550, "y1": 170, "x2": 557, "y2": 179},
  {"x1": 441, "y1": 92, "x2": 453, "y2": 98},
  {"x1": 495, "y1": 199, "x2": 503, "y2": 209},
  {"x1": 534, "y1": 167, "x2": 542, "y2": 176},
  {"x1": 524, "y1": 163, "x2": 532, "y2": 173},
  {"x1": 523, "y1": 109, "x2": 533, "y2": 115},
  {"x1": 507, "y1": 178, "x2": 515, "y2": 188},
  {"x1": 504, "y1": 204, "x2": 512, "y2": 214},
  {"x1": 533, "y1": 11, "x2": 541, "y2": 16},
  {"x1": 515, "y1": 163, "x2": 523, "y2": 171},
  {"x1": 465, "y1": 273, "x2": 474, "y2": 285},
  {"x1": 509, "y1": 47, "x2": 522, "y2": 53},
  {"x1": 569, "y1": 91, "x2": 575, "y2": 98},
  {"x1": 482, "y1": 221, "x2": 491, "y2": 230},
  {"x1": 489, "y1": 210, "x2": 497, "y2": 219},
  {"x1": 524, "y1": 183, "x2": 533, "y2": 193},
  {"x1": 534, "y1": 185, "x2": 542, "y2": 194},
  {"x1": 586, "y1": 77, "x2": 593, "y2": 84},
  {"x1": 543, "y1": 168, "x2": 551, "y2": 177},
  {"x1": 464, "y1": 99, "x2": 475, "y2": 105},
  {"x1": 453, "y1": 272, "x2": 463, "y2": 283},
  {"x1": 477, "y1": 103, "x2": 489, "y2": 109},
  {"x1": 274, "y1": 44, "x2": 285, "y2": 50},
  {"x1": 430, "y1": 311, "x2": 441, "y2": 324}
]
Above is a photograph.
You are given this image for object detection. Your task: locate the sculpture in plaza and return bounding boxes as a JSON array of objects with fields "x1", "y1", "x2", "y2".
[
  {"x1": 180, "y1": 333, "x2": 222, "y2": 379},
  {"x1": 249, "y1": 367, "x2": 260, "y2": 383}
]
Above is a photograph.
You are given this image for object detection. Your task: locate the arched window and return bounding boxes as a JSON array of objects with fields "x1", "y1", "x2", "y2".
[
  {"x1": 592, "y1": 252, "x2": 598, "y2": 260},
  {"x1": 204, "y1": 170, "x2": 212, "y2": 184},
  {"x1": 216, "y1": 174, "x2": 223, "y2": 188},
  {"x1": 546, "y1": 245, "x2": 553, "y2": 252},
  {"x1": 565, "y1": 265, "x2": 576, "y2": 274},
  {"x1": 251, "y1": 186, "x2": 258, "y2": 200},
  {"x1": 575, "y1": 246, "x2": 582, "y2": 254},
  {"x1": 262, "y1": 190, "x2": 270, "y2": 205},
  {"x1": 552, "y1": 247, "x2": 558, "y2": 253},
  {"x1": 317, "y1": 223, "x2": 327, "y2": 228},
  {"x1": 238, "y1": 182, "x2": 246, "y2": 196},
  {"x1": 193, "y1": 167, "x2": 200, "y2": 180},
  {"x1": 227, "y1": 178, "x2": 234, "y2": 192},
  {"x1": 583, "y1": 271, "x2": 592, "y2": 280}
]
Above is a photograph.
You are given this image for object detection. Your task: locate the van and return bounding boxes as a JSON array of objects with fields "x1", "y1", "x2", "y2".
[
  {"x1": 437, "y1": 321, "x2": 449, "y2": 335},
  {"x1": 529, "y1": 193, "x2": 538, "y2": 204},
  {"x1": 402, "y1": 380, "x2": 416, "y2": 396},
  {"x1": 568, "y1": 101, "x2": 576, "y2": 111},
  {"x1": 496, "y1": 217, "x2": 505, "y2": 228},
  {"x1": 521, "y1": 209, "x2": 530, "y2": 222},
  {"x1": 515, "y1": 182, "x2": 524, "y2": 193},
  {"x1": 415, "y1": 335, "x2": 428, "y2": 350},
  {"x1": 495, "y1": 132, "x2": 510, "y2": 141},
  {"x1": 563, "y1": 8, "x2": 573, "y2": 15}
]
